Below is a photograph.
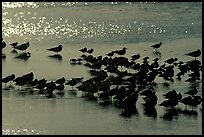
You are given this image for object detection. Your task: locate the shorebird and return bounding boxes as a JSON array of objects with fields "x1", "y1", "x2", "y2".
[
  {"x1": 106, "y1": 51, "x2": 114, "y2": 58},
  {"x1": 131, "y1": 53, "x2": 140, "y2": 61},
  {"x1": 2, "y1": 76, "x2": 10, "y2": 88},
  {"x1": 65, "y1": 78, "x2": 78, "y2": 90},
  {"x1": 151, "y1": 42, "x2": 162, "y2": 51},
  {"x1": 47, "y1": 45, "x2": 63, "y2": 54},
  {"x1": 185, "y1": 49, "x2": 201, "y2": 60},
  {"x1": 184, "y1": 88, "x2": 198, "y2": 96},
  {"x1": 114, "y1": 47, "x2": 127, "y2": 56},
  {"x1": 55, "y1": 77, "x2": 66, "y2": 84},
  {"x1": 10, "y1": 42, "x2": 18, "y2": 48},
  {"x1": 8, "y1": 74, "x2": 15, "y2": 86},
  {"x1": 14, "y1": 42, "x2": 29, "y2": 52},
  {"x1": 56, "y1": 84, "x2": 65, "y2": 91},
  {"x1": 79, "y1": 47, "x2": 87, "y2": 53},
  {"x1": 2, "y1": 41, "x2": 6, "y2": 49},
  {"x1": 87, "y1": 48, "x2": 94, "y2": 54},
  {"x1": 164, "y1": 58, "x2": 178, "y2": 65},
  {"x1": 159, "y1": 99, "x2": 178, "y2": 108}
]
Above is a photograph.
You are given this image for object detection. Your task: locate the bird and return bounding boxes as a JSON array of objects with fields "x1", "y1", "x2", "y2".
[
  {"x1": 185, "y1": 49, "x2": 201, "y2": 60},
  {"x1": 131, "y1": 53, "x2": 140, "y2": 61},
  {"x1": 8, "y1": 74, "x2": 15, "y2": 86},
  {"x1": 87, "y1": 48, "x2": 94, "y2": 54},
  {"x1": 114, "y1": 47, "x2": 127, "y2": 56},
  {"x1": 55, "y1": 77, "x2": 66, "y2": 84},
  {"x1": 106, "y1": 51, "x2": 114, "y2": 58},
  {"x1": 151, "y1": 42, "x2": 162, "y2": 51},
  {"x1": 79, "y1": 47, "x2": 87, "y2": 53},
  {"x1": 10, "y1": 42, "x2": 18, "y2": 47},
  {"x1": 159, "y1": 99, "x2": 178, "y2": 108},
  {"x1": 2, "y1": 76, "x2": 10, "y2": 88},
  {"x1": 164, "y1": 58, "x2": 178, "y2": 65},
  {"x1": 47, "y1": 45, "x2": 63, "y2": 54},
  {"x1": 65, "y1": 78, "x2": 78, "y2": 90},
  {"x1": 14, "y1": 42, "x2": 29, "y2": 52},
  {"x1": 2, "y1": 41, "x2": 6, "y2": 49},
  {"x1": 10, "y1": 42, "x2": 18, "y2": 52},
  {"x1": 56, "y1": 84, "x2": 65, "y2": 91},
  {"x1": 184, "y1": 88, "x2": 198, "y2": 96}
]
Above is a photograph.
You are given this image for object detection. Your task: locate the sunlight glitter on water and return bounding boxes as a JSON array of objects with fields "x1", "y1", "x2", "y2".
[{"x1": 2, "y1": 128, "x2": 46, "y2": 135}]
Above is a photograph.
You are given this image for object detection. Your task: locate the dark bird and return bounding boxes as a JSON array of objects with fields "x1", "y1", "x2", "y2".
[
  {"x1": 159, "y1": 99, "x2": 178, "y2": 108},
  {"x1": 10, "y1": 42, "x2": 18, "y2": 47},
  {"x1": 14, "y1": 42, "x2": 29, "y2": 52},
  {"x1": 185, "y1": 49, "x2": 201, "y2": 60},
  {"x1": 151, "y1": 42, "x2": 162, "y2": 51},
  {"x1": 47, "y1": 45, "x2": 63, "y2": 54},
  {"x1": 164, "y1": 58, "x2": 178, "y2": 65},
  {"x1": 114, "y1": 47, "x2": 127, "y2": 56},
  {"x1": 2, "y1": 76, "x2": 10, "y2": 88},
  {"x1": 2, "y1": 41, "x2": 6, "y2": 49},
  {"x1": 87, "y1": 48, "x2": 94, "y2": 54},
  {"x1": 8, "y1": 74, "x2": 15, "y2": 86},
  {"x1": 131, "y1": 53, "x2": 140, "y2": 61},
  {"x1": 56, "y1": 84, "x2": 65, "y2": 91},
  {"x1": 55, "y1": 77, "x2": 66, "y2": 84},
  {"x1": 106, "y1": 51, "x2": 114, "y2": 58},
  {"x1": 65, "y1": 78, "x2": 78, "y2": 90},
  {"x1": 79, "y1": 47, "x2": 87, "y2": 53},
  {"x1": 8, "y1": 74, "x2": 15, "y2": 81},
  {"x1": 184, "y1": 88, "x2": 198, "y2": 96}
]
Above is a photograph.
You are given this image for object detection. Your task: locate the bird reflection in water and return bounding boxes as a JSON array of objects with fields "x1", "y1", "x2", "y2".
[
  {"x1": 152, "y1": 50, "x2": 161, "y2": 58},
  {"x1": 48, "y1": 54, "x2": 62, "y2": 61},
  {"x1": 15, "y1": 52, "x2": 31, "y2": 60},
  {"x1": 2, "y1": 53, "x2": 6, "y2": 59},
  {"x1": 143, "y1": 106, "x2": 157, "y2": 119}
]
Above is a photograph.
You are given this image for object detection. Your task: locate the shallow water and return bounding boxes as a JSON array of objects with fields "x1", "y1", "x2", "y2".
[{"x1": 2, "y1": 2, "x2": 202, "y2": 135}]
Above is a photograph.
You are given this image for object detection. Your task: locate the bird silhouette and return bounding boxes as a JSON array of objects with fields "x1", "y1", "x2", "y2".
[
  {"x1": 2, "y1": 41, "x2": 6, "y2": 49},
  {"x1": 55, "y1": 77, "x2": 66, "y2": 84},
  {"x1": 106, "y1": 51, "x2": 114, "y2": 58},
  {"x1": 184, "y1": 88, "x2": 198, "y2": 96},
  {"x1": 131, "y1": 53, "x2": 140, "y2": 61},
  {"x1": 114, "y1": 47, "x2": 127, "y2": 56},
  {"x1": 79, "y1": 47, "x2": 87, "y2": 53},
  {"x1": 2, "y1": 76, "x2": 10, "y2": 88},
  {"x1": 185, "y1": 49, "x2": 201, "y2": 60},
  {"x1": 47, "y1": 45, "x2": 63, "y2": 54},
  {"x1": 10, "y1": 42, "x2": 18, "y2": 47},
  {"x1": 151, "y1": 42, "x2": 162, "y2": 51},
  {"x1": 87, "y1": 48, "x2": 94, "y2": 54},
  {"x1": 14, "y1": 42, "x2": 29, "y2": 52},
  {"x1": 65, "y1": 78, "x2": 78, "y2": 90}
]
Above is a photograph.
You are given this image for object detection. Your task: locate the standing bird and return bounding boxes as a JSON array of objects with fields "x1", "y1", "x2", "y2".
[
  {"x1": 106, "y1": 51, "x2": 114, "y2": 58},
  {"x1": 2, "y1": 76, "x2": 10, "y2": 88},
  {"x1": 14, "y1": 42, "x2": 29, "y2": 52},
  {"x1": 79, "y1": 47, "x2": 87, "y2": 53},
  {"x1": 185, "y1": 49, "x2": 201, "y2": 60},
  {"x1": 47, "y1": 45, "x2": 63, "y2": 54},
  {"x1": 87, "y1": 48, "x2": 94, "y2": 54},
  {"x1": 65, "y1": 78, "x2": 78, "y2": 90},
  {"x1": 55, "y1": 77, "x2": 66, "y2": 84},
  {"x1": 131, "y1": 53, "x2": 140, "y2": 61},
  {"x1": 151, "y1": 42, "x2": 162, "y2": 51},
  {"x1": 10, "y1": 42, "x2": 18, "y2": 48},
  {"x1": 184, "y1": 88, "x2": 198, "y2": 96},
  {"x1": 2, "y1": 41, "x2": 6, "y2": 49},
  {"x1": 8, "y1": 74, "x2": 15, "y2": 86},
  {"x1": 114, "y1": 47, "x2": 127, "y2": 56}
]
